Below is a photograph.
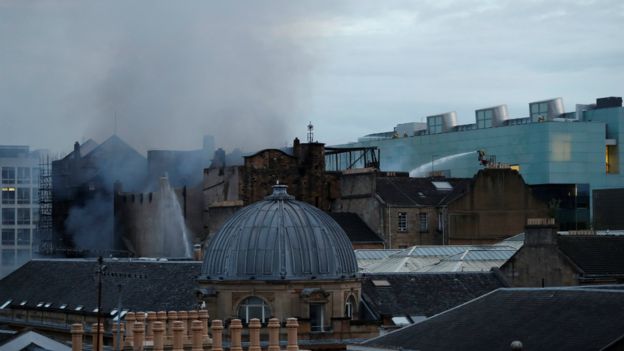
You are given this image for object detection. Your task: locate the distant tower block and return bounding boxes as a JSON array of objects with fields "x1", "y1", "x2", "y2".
[{"x1": 307, "y1": 122, "x2": 314, "y2": 143}]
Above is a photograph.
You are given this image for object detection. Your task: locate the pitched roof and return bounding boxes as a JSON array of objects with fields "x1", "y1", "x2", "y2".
[
  {"x1": 557, "y1": 235, "x2": 624, "y2": 275},
  {"x1": 357, "y1": 287, "x2": 624, "y2": 351},
  {"x1": 362, "y1": 245, "x2": 519, "y2": 273},
  {"x1": 0, "y1": 259, "x2": 201, "y2": 314},
  {"x1": 360, "y1": 272, "x2": 507, "y2": 321},
  {"x1": 375, "y1": 177, "x2": 471, "y2": 207},
  {"x1": 328, "y1": 212, "x2": 384, "y2": 244},
  {"x1": 0, "y1": 330, "x2": 71, "y2": 351}
]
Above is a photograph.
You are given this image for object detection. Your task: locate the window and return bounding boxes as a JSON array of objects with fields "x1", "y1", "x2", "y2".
[
  {"x1": 17, "y1": 188, "x2": 30, "y2": 204},
  {"x1": 419, "y1": 213, "x2": 428, "y2": 232},
  {"x1": 237, "y1": 296, "x2": 271, "y2": 324},
  {"x1": 17, "y1": 208, "x2": 30, "y2": 225},
  {"x1": 2, "y1": 167, "x2": 15, "y2": 184},
  {"x1": 345, "y1": 295, "x2": 356, "y2": 319},
  {"x1": 310, "y1": 303, "x2": 325, "y2": 332},
  {"x1": 2, "y1": 208, "x2": 15, "y2": 225},
  {"x1": 17, "y1": 167, "x2": 30, "y2": 184},
  {"x1": 2, "y1": 187, "x2": 15, "y2": 204},
  {"x1": 427, "y1": 116, "x2": 443, "y2": 134},
  {"x1": 398, "y1": 212, "x2": 407, "y2": 232},
  {"x1": 17, "y1": 229, "x2": 30, "y2": 245},
  {"x1": 476, "y1": 110, "x2": 493, "y2": 128},
  {"x1": 16, "y1": 249, "x2": 30, "y2": 264},
  {"x1": 32, "y1": 188, "x2": 39, "y2": 204},
  {"x1": 437, "y1": 212, "x2": 444, "y2": 232},
  {"x1": 2, "y1": 229, "x2": 15, "y2": 246},
  {"x1": 530, "y1": 102, "x2": 549, "y2": 122},
  {"x1": 2, "y1": 249, "x2": 14, "y2": 266}
]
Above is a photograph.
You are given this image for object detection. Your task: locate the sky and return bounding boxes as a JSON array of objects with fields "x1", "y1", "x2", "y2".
[{"x1": 0, "y1": 0, "x2": 623, "y2": 155}]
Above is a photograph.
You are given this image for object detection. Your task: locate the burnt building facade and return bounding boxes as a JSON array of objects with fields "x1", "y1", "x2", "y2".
[{"x1": 51, "y1": 136, "x2": 147, "y2": 253}]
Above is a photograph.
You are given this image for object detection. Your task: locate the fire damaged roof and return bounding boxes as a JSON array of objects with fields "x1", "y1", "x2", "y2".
[
  {"x1": 355, "y1": 287, "x2": 624, "y2": 351},
  {"x1": 360, "y1": 272, "x2": 507, "y2": 322},
  {"x1": 375, "y1": 177, "x2": 471, "y2": 207},
  {"x1": 327, "y1": 212, "x2": 384, "y2": 244},
  {"x1": 557, "y1": 235, "x2": 624, "y2": 276},
  {"x1": 0, "y1": 259, "x2": 201, "y2": 314}
]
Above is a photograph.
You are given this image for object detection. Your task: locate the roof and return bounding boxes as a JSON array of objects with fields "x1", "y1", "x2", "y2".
[
  {"x1": 0, "y1": 259, "x2": 201, "y2": 314},
  {"x1": 327, "y1": 213, "x2": 384, "y2": 244},
  {"x1": 362, "y1": 245, "x2": 520, "y2": 273},
  {"x1": 355, "y1": 249, "x2": 403, "y2": 270},
  {"x1": 357, "y1": 287, "x2": 624, "y2": 351},
  {"x1": 200, "y1": 185, "x2": 358, "y2": 281},
  {"x1": 557, "y1": 235, "x2": 624, "y2": 275},
  {"x1": 60, "y1": 139, "x2": 98, "y2": 161},
  {"x1": 375, "y1": 177, "x2": 471, "y2": 207},
  {"x1": 360, "y1": 272, "x2": 507, "y2": 321},
  {"x1": 0, "y1": 330, "x2": 71, "y2": 351}
]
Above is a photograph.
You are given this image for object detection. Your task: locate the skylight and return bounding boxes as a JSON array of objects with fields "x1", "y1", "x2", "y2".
[
  {"x1": 432, "y1": 181, "x2": 453, "y2": 191},
  {"x1": 371, "y1": 279, "x2": 391, "y2": 287}
]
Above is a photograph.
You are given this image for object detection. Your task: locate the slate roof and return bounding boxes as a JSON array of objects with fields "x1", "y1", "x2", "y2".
[
  {"x1": 557, "y1": 235, "x2": 624, "y2": 275},
  {"x1": 327, "y1": 212, "x2": 384, "y2": 244},
  {"x1": 360, "y1": 272, "x2": 507, "y2": 321},
  {"x1": 200, "y1": 185, "x2": 359, "y2": 281},
  {"x1": 357, "y1": 287, "x2": 624, "y2": 351},
  {"x1": 0, "y1": 259, "x2": 201, "y2": 314},
  {"x1": 375, "y1": 177, "x2": 471, "y2": 207}
]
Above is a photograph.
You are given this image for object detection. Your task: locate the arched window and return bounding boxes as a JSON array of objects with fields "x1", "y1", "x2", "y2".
[
  {"x1": 237, "y1": 296, "x2": 271, "y2": 324},
  {"x1": 345, "y1": 295, "x2": 356, "y2": 319}
]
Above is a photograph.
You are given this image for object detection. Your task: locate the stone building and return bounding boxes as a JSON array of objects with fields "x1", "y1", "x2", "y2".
[
  {"x1": 203, "y1": 139, "x2": 340, "y2": 239},
  {"x1": 197, "y1": 185, "x2": 378, "y2": 346},
  {"x1": 334, "y1": 168, "x2": 549, "y2": 248},
  {"x1": 500, "y1": 218, "x2": 624, "y2": 286},
  {"x1": 51, "y1": 136, "x2": 147, "y2": 253}
]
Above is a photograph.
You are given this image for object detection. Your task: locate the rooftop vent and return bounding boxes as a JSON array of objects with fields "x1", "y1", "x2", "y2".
[
  {"x1": 427, "y1": 112, "x2": 457, "y2": 134},
  {"x1": 596, "y1": 96, "x2": 622, "y2": 109},
  {"x1": 529, "y1": 98, "x2": 564, "y2": 122},
  {"x1": 475, "y1": 105, "x2": 509, "y2": 128}
]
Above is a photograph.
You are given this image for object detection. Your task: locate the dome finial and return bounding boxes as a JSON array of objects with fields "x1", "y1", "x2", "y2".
[{"x1": 267, "y1": 183, "x2": 294, "y2": 200}]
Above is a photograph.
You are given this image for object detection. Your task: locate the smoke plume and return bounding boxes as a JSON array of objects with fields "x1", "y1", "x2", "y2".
[{"x1": 0, "y1": 1, "x2": 337, "y2": 153}]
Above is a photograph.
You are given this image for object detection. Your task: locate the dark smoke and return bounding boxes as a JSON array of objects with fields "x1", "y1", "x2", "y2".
[{"x1": 0, "y1": 1, "x2": 339, "y2": 154}]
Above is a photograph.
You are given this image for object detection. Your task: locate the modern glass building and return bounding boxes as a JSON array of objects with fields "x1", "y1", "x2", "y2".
[
  {"x1": 333, "y1": 96, "x2": 624, "y2": 229},
  {"x1": 0, "y1": 146, "x2": 43, "y2": 278}
]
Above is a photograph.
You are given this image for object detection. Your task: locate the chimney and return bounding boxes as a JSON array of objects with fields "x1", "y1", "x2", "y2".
[
  {"x1": 73, "y1": 141, "x2": 81, "y2": 159},
  {"x1": 193, "y1": 244, "x2": 202, "y2": 261},
  {"x1": 524, "y1": 218, "x2": 557, "y2": 246}
]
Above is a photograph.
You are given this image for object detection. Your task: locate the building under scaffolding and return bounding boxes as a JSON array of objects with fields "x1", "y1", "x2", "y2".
[
  {"x1": 36, "y1": 155, "x2": 54, "y2": 255},
  {"x1": 325, "y1": 146, "x2": 380, "y2": 172}
]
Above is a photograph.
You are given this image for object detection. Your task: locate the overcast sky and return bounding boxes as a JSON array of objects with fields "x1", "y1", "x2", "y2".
[{"x1": 1, "y1": 0, "x2": 622, "y2": 155}]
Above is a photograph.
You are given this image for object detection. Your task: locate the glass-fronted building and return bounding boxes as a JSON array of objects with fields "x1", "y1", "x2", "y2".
[
  {"x1": 333, "y1": 97, "x2": 624, "y2": 229},
  {"x1": 0, "y1": 146, "x2": 42, "y2": 278}
]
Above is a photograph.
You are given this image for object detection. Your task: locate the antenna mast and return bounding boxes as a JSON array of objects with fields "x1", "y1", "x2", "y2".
[{"x1": 307, "y1": 122, "x2": 314, "y2": 143}]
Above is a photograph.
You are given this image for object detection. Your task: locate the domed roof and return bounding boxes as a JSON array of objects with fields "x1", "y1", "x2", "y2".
[{"x1": 200, "y1": 185, "x2": 358, "y2": 281}]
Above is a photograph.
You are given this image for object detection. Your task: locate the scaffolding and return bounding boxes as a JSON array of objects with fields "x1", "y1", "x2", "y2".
[{"x1": 36, "y1": 155, "x2": 54, "y2": 255}]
